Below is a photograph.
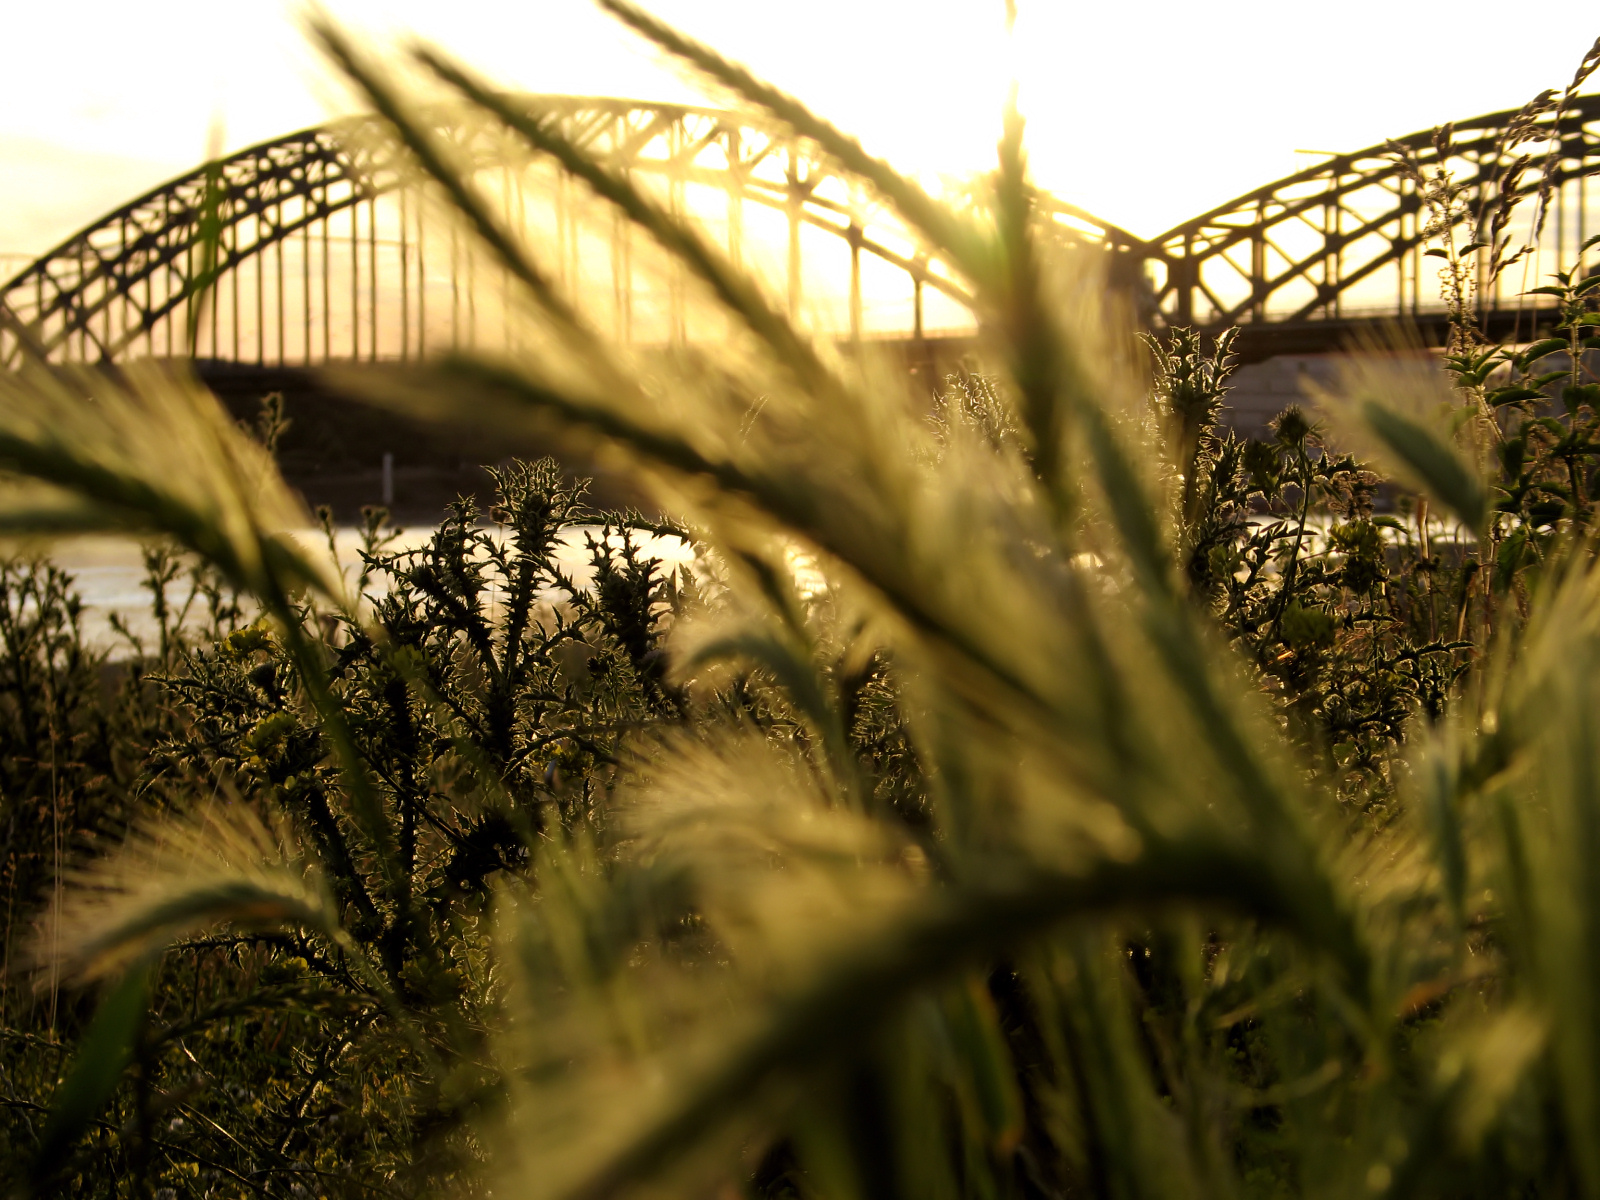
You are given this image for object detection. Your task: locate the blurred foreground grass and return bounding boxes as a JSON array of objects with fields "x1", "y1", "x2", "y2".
[{"x1": 6, "y1": 7, "x2": 1600, "y2": 1200}]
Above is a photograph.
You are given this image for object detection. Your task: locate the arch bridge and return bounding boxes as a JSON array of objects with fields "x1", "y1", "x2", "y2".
[{"x1": 4, "y1": 93, "x2": 1600, "y2": 372}]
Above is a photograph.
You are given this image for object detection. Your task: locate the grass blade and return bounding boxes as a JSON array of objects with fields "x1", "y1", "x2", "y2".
[
  {"x1": 537, "y1": 842, "x2": 1360, "y2": 1200},
  {"x1": 594, "y1": 0, "x2": 992, "y2": 286},
  {"x1": 1362, "y1": 400, "x2": 1487, "y2": 530},
  {"x1": 412, "y1": 45, "x2": 844, "y2": 401},
  {"x1": 308, "y1": 16, "x2": 625, "y2": 390},
  {"x1": 28, "y1": 957, "x2": 155, "y2": 1194}
]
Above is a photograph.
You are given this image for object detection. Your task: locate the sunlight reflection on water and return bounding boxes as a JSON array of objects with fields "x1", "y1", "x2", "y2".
[
  {"x1": 34, "y1": 525, "x2": 698, "y2": 654},
  {"x1": 32, "y1": 513, "x2": 1475, "y2": 655}
]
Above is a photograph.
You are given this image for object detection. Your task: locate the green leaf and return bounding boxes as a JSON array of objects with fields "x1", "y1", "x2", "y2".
[
  {"x1": 1564, "y1": 383, "x2": 1600, "y2": 409},
  {"x1": 944, "y1": 975, "x2": 1024, "y2": 1150},
  {"x1": 1524, "y1": 284, "x2": 1570, "y2": 298},
  {"x1": 1583, "y1": 232, "x2": 1600, "y2": 252},
  {"x1": 1424, "y1": 247, "x2": 1450, "y2": 259},
  {"x1": 1281, "y1": 599, "x2": 1336, "y2": 650},
  {"x1": 1450, "y1": 1007, "x2": 1548, "y2": 1149},
  {"x1": 1494, "y1": 526, "x2": 1533, "y2": 589},
  {"x1": 1489, "y1": 386, "x2": 1548, "y2": 406},
  {"x1": 1575, "y1": 274, "x2": 1600, "y2": 295},
  {"x1": 1361, "y1": 400, "x2": 1487, "y2": 529},
  {"x1": 1419, "y1": 740, "x2": 1467, "y2": 926},
  {"x1": 1573, "y1": 312, "x2": 1600, "y2": 325},
  {"x1": 30, "y1": 957, "x2": 154, "y2": 1188},
  {"x1": 1518, "y1": 338, "x2": 1569, "y2": 369}
]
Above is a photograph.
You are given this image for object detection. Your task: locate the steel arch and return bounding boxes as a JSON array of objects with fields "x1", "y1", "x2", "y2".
[
  {"x1": 8, "y1": 91, "x2": 1599, "y2": 369},
  {"x1": 0, "y1": 96, "x2": 1143, "y2": 369},
  {"x1": 1147, "y1": 94, "x2": 1600, "y2": 329},
  {"x1": 0, "y1": 121, "x2": 394, "y2": 366}
]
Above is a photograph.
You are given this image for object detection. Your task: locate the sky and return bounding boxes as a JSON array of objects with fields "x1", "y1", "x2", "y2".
[{"x1": 1, "y1": 1, "x2": 1598, "y2": 258}]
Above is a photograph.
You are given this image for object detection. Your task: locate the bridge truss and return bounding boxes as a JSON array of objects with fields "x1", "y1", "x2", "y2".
[
  {"x1": 3, "y1": 93, "x2": 1599, "y2": 369},
  {"x1": 0, "y1": 97, "x2": 1133, "y2": 369},
  {"x1": 1146, "y1": 93, "x2": 1600, "y2": 330}
]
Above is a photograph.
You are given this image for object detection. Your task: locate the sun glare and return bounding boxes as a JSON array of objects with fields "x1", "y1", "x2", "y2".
[{"x1": 0, "y1": 0, "x2": 1594, "y2": 261}]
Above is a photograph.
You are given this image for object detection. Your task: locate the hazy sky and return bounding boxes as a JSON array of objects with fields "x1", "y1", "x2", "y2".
[{"x1": 2, "y1": 1, "x2": 1598, "y2": 257}]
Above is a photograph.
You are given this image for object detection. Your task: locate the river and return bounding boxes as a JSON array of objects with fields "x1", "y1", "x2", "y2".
[{"x1": 26, "y1": 525, "x2": 697, "y2": 654}]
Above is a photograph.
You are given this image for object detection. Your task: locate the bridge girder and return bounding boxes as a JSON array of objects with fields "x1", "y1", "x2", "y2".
[
  {"x1": 2, "y1": 97, "x2": 1122, "y2": 368},
  {"x1": 0, "y1": 122, "x2": 392, "y2": 366},
  {"x1": 1147, "y1": 93, "x2": 1600, "y2": 330},
  {"x1": 3, "y1": 93, "x2": 1597, "y2": 368}
]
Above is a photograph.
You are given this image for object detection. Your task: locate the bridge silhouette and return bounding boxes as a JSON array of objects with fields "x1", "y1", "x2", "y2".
[{"x1": 5, "y1": 92, "x2": 1600, "y2": 377}]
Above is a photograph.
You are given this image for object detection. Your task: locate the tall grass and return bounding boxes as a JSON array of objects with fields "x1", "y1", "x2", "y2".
[{"x1": 7, "y1": 7, "x2": 1600, "y2": 1199}]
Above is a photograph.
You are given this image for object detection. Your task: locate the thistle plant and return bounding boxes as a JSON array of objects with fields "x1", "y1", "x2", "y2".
[{"x1": 0, "y1": 455, "x2": 694, "y2": 1194}]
